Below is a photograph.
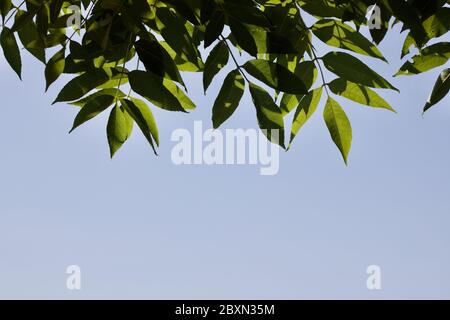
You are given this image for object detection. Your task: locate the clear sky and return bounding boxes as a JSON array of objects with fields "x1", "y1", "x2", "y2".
[{"x1": 1, "y1": 22, "x2": 450, "y2": 299}]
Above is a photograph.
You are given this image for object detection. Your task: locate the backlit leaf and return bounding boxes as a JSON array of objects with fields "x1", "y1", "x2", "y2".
[
  {"x1": 323, "y1": 97, "x2": 352, "y2": 164},
  {"x1": 212, "y1": 69, "x2": 245, "y2": 129}
]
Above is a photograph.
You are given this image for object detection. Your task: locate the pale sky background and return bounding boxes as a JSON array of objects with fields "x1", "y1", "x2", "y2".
[{"x1": 1, "y1": 20, "x2": 450, "y2": 299}]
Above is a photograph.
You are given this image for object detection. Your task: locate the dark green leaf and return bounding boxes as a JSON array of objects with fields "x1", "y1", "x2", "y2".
[
  {"x1": 204, "y1": 10, "x2": 224, "y2": 48},
  {"x1": 212, "y1": 70, "x2": 245, "y2": 129},
  {"x1": 280, "y1": 61, "x2": 318, "y2": 115},
  {"x1": 128, "y1": 70, "x2": 189, "y2": 112},
  {"x1": 249, "y1": 82, "x2": 285, "y2": 148},
  {"x1": 203, "y1": 41, "x2": 229, "y2": 93},
  {"x1": 1, "y1": 27, "x2": 22, "y2": 79},
  {"x1": 16, "y1": 10, "x2": 45, "y2": 63},
  {"x1": 54, "y1": 69, "x2": 112, "y2": 103},
  {"x1": 243, "y1": 59, "x2": 308, "y2": 94},
  {"x1": 0, "y1": 0, "x2": 12, "y2": 21},
  {"x1": 45, "y1": 48, "x2": 65, "y2": 91},
  {"x1": 70, "y1": 95, "x2": 115, "y2": 133},
  {"x1": 135, "y1": 38, "x2": 185, "y2": 86},
  {"x1": 424, "y1": 68, "x2": 450, "y2": 113}
]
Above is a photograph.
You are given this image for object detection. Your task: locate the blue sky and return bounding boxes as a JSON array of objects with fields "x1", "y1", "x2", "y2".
[{"x1": 1, "y1": 22, "x2": 450, "y2": 299}]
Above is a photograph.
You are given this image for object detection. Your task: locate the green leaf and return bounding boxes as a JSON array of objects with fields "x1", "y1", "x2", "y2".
[
  {"x1": 164, "y1": 0, "x2": 200, "y2": 25},
  {"x1": 280, "y1": 61, "x2": 318, "y2": 115},
  {"x1": 203, "y1": 41, "x2": 229, "y2": 93},
  {"x1": 45, "y1": 48, "x2": 65, "y2": 91},
  {"x1": 223, "y1": 2, "x2": 271, "y2": 28},
  {"x1": 212, "y1": 69, "x2": 245, "y2": 129},
  {"x1": 243, "y1": 59, "x2": 308, "y2": 94},
  {"x1": 312, "y1": 19, "x2": 386, "y2": 61},
  {"x1": 383, "y1": 0, "x2": 427, "y2": 47},
  {"x1": 323, "y1": 97, "x2": 352, "y2": 164},
  {"x1": 70, "y1": 95, "x2": 115, "y2": 133},
  {"x1": 70, "y1": 89, "x2": 126, "y2": 107},
  {"x1": 11, "y1": 8, "x2": 38, "y2": 33},
  {"x1": 322, "y1": 52, "x2": 399, "y2": 91},
  {"x1": 163, "y1": 78, "x2": 196, "y2": 111},
  {"x1": 128, "y1": 70, "x2": 189, "y2": 112},
  {"x1": 16, "y1": 10, "x2": 45, "y2": 63},
  {"x1": 396, "y1": 42, "x2": 450, "y2": 76},
  {"x1": 289, "y1": 87, "x2": 323, "y2": 147},
  {"x1": 249, "y1": 82, "x2": 285, "y2": 148},
  {"x1": 421, "y1": 8, "x2": 450, "y2": 42},
  {"x1": 228, "y1": 18, "x2": 258, "y2": 57},
  {"x1": 329, "y1": 78, "x2": 396, "y2": 112},
  {"x1": 54, "y1": 69, "x2": 112, "y2": 103},
  {"x1": 155, "y1": 7, "x2": 201, "y2": 69},
  {"x1": 160, "y1": 41, "x2": 204, "y2": 72},
  {"x1": 107, "y1": 105, "x2": 134, "y2": 157},
  {"x1": 401, "y1": 35, "x2": 417, "y2": 59},
  {"x1": 423, "y1": 68, "x2": 450, "y2": 113},
  {"x1": 0, "y1": 0, "x2": 12, "y2": 21},
  {"x1": 204, "y1": 10, "x2": 224, "y2": 48},
  {"x1": 1, "y1": 27, "x2": 22, "y2": 79},
  {"x1": 121, "y1": 98, "x2": 159, "y2": 153},
  {"x1": 135, "y1": 38, "x2": 185, "y2": 86}
]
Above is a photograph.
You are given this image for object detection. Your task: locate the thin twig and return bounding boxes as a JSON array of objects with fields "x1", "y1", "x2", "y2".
[
  {"x1": 2, "y1": 0, "x2": 26, "y2": 27},
  {"x1": 219, "y1": 35, "x2": 250, "y2": 83}
]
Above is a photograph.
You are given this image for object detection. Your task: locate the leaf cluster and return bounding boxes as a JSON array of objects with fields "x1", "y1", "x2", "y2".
[{"x1": 1, "y1": 0, "x2": 449, "y2": 162}]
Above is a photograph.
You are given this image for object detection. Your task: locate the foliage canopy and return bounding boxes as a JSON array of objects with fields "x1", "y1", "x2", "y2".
[{"x1": 1, "y1": 0, "x2": 450, "y2": 162}]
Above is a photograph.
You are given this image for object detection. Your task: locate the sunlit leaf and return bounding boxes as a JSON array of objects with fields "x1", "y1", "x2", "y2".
[
  {"x1": 396, "y1": 42, "x2": 450, "y2": 76},
  {"x1": 243, "y1": 59, "x2": 308, "y2": 94},
  {"x1": 312, "y1": 19, "x2": 386, "y2": 61},
  {"x1": 289, "y1": 87, "x2": 323, "y2": 147},
  {"x1": 107, "y1": 105, "x2": 134, "y2": 157},
  {"x1": 70, "y1": 95, "x2": 116, "y2": 133},
  {"x1": 121, "y1": 98, "x2": 159, "y2": 153},
  {"x1": 323, "y1": 97, "x2": 352, "y2": 164},
  {"x1": 322, "y1": 52, "x2": 399, "y2": 91},
  {"x1": 329, "y1": 78, "x2": 396, "y2": 112}
]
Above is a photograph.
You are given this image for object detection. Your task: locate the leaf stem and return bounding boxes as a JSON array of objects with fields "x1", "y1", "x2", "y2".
[
  {"x1": 127, "y1": 59, "x2": 140, "y2": 99},
  {"x1": 219, "y1": 35, "x2": 250, "y2": 83},
  {"x1": 2, "y1": 0, "x2": 26, "y2": 27},
  {"x1": 310, "y1": 45, "x2": 330, "y2": 96},
  {"x1": 115, "y1": 34, "x2": 134, "y2": 103}
]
